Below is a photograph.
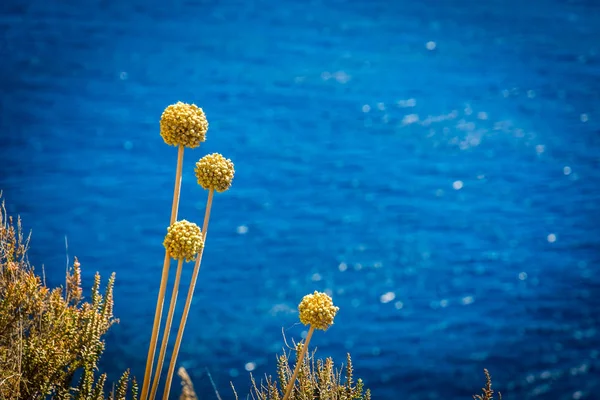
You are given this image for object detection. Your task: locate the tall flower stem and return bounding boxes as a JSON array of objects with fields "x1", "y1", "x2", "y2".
[
  {"x1": 163, "y1": 188, "x2": 214, "y2": 400},
  {"x1": 149, "y1": 258, "x2": 185, "y2": 400},
  {"x1": 141, "y1": 145, "x2": 184, "y2": 400},
  {"x1": 282, "y1": 325, "x2": 315, "y2": 400},
  {"x1": 201, "y1": 188, "x2": 214, "y2": 240}
]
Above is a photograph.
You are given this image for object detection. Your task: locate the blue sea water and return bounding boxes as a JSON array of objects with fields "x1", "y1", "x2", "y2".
[{"x1": 1, "y1": 0, "x2": 599, "y2": 398}]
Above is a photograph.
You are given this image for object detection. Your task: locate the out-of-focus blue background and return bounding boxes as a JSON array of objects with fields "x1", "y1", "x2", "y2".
[{"x1": 1, "y1": 0, "x2": 599, "y2": 398}]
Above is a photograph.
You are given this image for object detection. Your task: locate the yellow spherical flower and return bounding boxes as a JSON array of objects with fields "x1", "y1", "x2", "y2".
[
  {"x1": 298, "y1": 291, "x2": 339, "y2": 331},
  {"x1": 163, "y1": 220, "x2": 204, "y2": 262},
  {"x1": 160, "y1": 102, "x2": 209, "y2": 148},
  {"x1": 195, "y1": 153, "x2": 235, "y2": 193}
]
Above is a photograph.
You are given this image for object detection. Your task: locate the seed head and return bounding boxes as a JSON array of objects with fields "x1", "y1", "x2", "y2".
[
  {"x1": 298, "y1": 291, "x2": 339, "y2": 331},
  {"x1": 195, "y1": 153, "x2": 235, "y2": 193},
  {"x1": 163, "y1": 220, "x2": 204, "y2": 261},
  {"x1": 160, "y1": 102, "x2": 209, "y2": 148}
]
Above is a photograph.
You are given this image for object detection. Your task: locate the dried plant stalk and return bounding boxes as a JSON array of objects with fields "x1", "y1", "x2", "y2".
[
  {"x1": 149, "y1": 258, "x2": 185, "y2": 399},
  {"x1": 282, "y1": 326, "x2": 315, "y2": 400},
  {"x1": 178, "y1": 367, "x2": 198, "y2": 400},
  {"x1": 141, "y1": 144, "x2": 184, "y2": 400},
  {"x1": 163, "y1": 188, "x2": 214, "y2": 399}
]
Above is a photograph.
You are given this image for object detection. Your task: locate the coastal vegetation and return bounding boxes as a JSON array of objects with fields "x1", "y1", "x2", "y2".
[{"x1": 0, "y1": 102, "x2": 499, "y2": 399}]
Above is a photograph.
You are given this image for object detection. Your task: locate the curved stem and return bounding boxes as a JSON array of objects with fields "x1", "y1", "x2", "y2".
[
  {"x1": 149, "y1": 258, "x2": 184, "y2": 400},
  {"x1": 163, "y1": 188, "x2": 214, "y2": 400},
  {"x1": 282, "y1": 325, "x2": 315, "y2": 400},
  {"x1": 141, "y1": 145, "x2": 184, "y2": 400}
]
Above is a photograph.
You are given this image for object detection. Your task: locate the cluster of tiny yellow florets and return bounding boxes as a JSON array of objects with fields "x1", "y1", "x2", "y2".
[
  {"x1": 160, "y1": 102, "x2": 209, "y2": 148},
  {"x1": 298, "y1": 291, "x2": 339, "y2": 331},
  {"x1": 194, "y1": 153, "x2": 235, "y2": 193},
  {"x1": 163, "y1": 220, "x2": 204, "y2": 262}
]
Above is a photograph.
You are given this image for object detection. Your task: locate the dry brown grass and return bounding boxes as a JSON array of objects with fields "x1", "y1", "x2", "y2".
[
  {"x1": 177, "y1": 367, "x2": 197, "y2": 400},
  {"x1": 473, "y1": 369, "x2": 501, "y2": 400},
  {"x1": 0, "y1": 196, "x2": 137, "y2": 399},
  {"x1": 231, "y1": 345, "x2": 371, "y2": 400}
]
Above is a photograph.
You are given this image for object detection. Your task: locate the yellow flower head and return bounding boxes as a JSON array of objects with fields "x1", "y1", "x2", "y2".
[
  {"x1": 195, "y1": 153, "x2": 235, "y2": 193},
  {"x1": 298, "y1": 291, "x2": 339, "y2": 331},
  {"x1": 163, "y1": 220, "x2": 204, "y2": 261},
  {"x1": 160, "y1": 102, "x2": 209, "y2": 148}
]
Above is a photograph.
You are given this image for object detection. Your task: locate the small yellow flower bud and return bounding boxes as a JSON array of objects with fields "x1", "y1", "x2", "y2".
[
  {"x1": 163, "y1": 220, "x2": 204, "y2": 261},
  {"x1": 298, "y1": 291, "x2": 339, "y2": 331},
  {"x1": 160, "y1": 102, "x2": 209, "y2": 148},
  {"x1": 194, "y1": 153, "x2": 235, "y2": 193}
]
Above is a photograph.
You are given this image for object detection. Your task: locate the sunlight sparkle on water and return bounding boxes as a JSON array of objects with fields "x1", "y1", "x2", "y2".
[
  {"x1": 453, "y1": 180, "x2": 464, "y2": 190},
  {"x1": 461, "y1": 296, "x2": 475, "y2": 305},
  {"x1": 401, "y1": 114, "x2": 419, "y2": 125},
  {"x1": 380, "y1": 292, "x2": 396, "y2": 303},
  {"x1": 536, "y1": 145, "x2": 545, "y2": 154},
  {"x1": 519, "y1": 272, "x2": 528, "y2": 281},
  {"x1": 397, "y1": 98, "x2": 416, "y2": 108}
]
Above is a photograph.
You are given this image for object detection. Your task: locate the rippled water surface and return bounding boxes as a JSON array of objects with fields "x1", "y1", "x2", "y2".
[{"x1": 1, "y1": 0, "x2": 599, "y2": 399}]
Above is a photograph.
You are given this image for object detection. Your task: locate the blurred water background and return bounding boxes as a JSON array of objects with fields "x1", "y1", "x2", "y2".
[{"x1": 1, "y1": 0, "x2": 599, "y2": 399}]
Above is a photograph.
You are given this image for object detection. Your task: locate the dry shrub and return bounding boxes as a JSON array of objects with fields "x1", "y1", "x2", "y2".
[
  {"x1": 0, "y1": 197, "x2": 136, "y2": 399},
  {"x1": 233, "y1": 345, "x2": 371, "y2": 400}
]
